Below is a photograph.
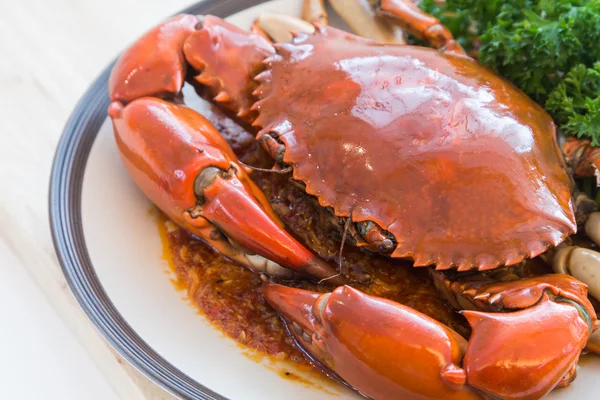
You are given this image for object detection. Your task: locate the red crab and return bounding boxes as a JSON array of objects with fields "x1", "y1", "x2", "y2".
[{"x1": 108, "y1": 1, "x2": 600, "y2": 399}]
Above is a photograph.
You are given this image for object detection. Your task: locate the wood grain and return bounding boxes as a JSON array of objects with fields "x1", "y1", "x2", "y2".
[{"x1": 0, "y1": 0, "x2": 194, "y2": 398}]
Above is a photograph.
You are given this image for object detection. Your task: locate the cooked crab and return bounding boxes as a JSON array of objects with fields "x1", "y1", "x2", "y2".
[{"x1": 108, "y1": 0, "x2": 600, "y2": 398}]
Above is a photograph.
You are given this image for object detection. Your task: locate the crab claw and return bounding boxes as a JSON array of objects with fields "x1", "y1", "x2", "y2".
[
  {"x1": 561, "y1": 136, "x2": 600, "y2": 178},
  {"x1": 433, "y1": 272, "x2": 596, "y2": 398},
  {"x1": 109, "y1": 97, "x2": 344, "y2": 284},
  {"x1": 108, "y1": 14, "x2": 199, "y2": 102},
  {"x1": 262, "y1": 282, "x2": 480, "y2": 400},
  {"x1": 462, "y1": 294, "x2": 591, "y2": 400}
]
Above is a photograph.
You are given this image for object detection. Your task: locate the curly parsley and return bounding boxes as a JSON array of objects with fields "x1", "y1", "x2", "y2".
[
  {"x1": 546, "y1": 63, "x2": 600, "y2": 145},
  {"x1": 418, "y1": 0, "x2": 600, "y2": 145}
]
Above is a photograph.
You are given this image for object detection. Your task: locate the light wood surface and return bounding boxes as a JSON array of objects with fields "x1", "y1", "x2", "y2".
[{"x1": 0, "y1": 0, "x2": 195, "y2": 397}]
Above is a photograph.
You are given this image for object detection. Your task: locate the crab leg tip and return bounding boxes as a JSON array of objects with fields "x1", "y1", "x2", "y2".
[
  {"x1": 262, "y1": 282, "x2": 321, "y2": 332},
  {"x1": 213, "y1": 91, "x2": 230, "y2": 103}
]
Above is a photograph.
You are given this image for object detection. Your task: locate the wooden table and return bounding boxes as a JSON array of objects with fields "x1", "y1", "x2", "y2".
[{"x1": 0, "y1": 0, "x2": 193, "y2": 397}]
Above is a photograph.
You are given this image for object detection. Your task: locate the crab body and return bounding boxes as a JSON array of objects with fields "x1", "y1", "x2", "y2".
[
  {"x1": 253, "y1": 27, "x2": 575, "y2": 270},
  {"x1": 106, "y1": 3, "x2": 599, "y2": 399}
]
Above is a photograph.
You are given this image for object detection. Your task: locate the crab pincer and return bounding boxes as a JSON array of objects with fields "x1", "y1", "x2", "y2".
[
  {"x1": 263, "y1": 282, "x2": 480, "y2": 400},
  {"x1": 263, "y1": 276, "x2": 595, "y2": 400},
  {"x1": 107, "y1": 15, "x2": 344, "y2": 284}
]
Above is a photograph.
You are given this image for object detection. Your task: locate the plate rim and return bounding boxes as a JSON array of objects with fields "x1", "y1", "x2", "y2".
[{"x1": 48, "y1": 1, "x2": 274, "y2": 399}]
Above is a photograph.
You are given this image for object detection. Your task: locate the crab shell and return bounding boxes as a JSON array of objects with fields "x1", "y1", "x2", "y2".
[{"x1": 250, "y1": 26, "x2": 576, "y2": 271}]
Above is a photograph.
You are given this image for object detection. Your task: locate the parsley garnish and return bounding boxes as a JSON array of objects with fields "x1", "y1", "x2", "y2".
[{"x1": 418, "y1": 0, "x2": 600, "y2": 145}]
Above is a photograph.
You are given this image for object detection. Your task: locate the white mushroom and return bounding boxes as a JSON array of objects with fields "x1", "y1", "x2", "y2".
[
  {"x1": 587, "y1": 325, "x2": 600, "y2": 355},
  {"x1": 302, "y1": 0, "x2": 328, "y2": 25},
  {"x1": 245, "y1": 253, "x2": 298, "y2": 279},
  {"x1": 329, "y1": 0, "x2": 406, "y2": 44},
  {"x1": 255, "y1": 12, "x2": 315, "y2": 43},
  {"x1": 553, "y1": 246, "x2": 600, "y2": 301},
  {"x1": 585, "y1": 211, "x2": 600, "y2": 246}
]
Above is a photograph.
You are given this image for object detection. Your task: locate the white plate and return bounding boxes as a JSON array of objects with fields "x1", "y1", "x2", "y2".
[{"x1": 50, "y1": 0, "x2": 600, "y2": 398}]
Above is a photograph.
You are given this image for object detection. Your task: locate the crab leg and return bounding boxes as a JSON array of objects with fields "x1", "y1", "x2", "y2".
[
  {"x1": 108, "y1": 14, "x2": 199, "y2": 103},
  {"x1": 376, "y1": 0, "x2": 465, "y2": 54},
  {"x1": 263, "y1": 282, "x2": 480, "y2": 400},
  {"x1": 265, "y1": 274, "x2": 595, "y2": 400},
  {"x1": 561, "y1": 136, "x2": 600, "y2": 178},
  {"x1": 302, "y1": 0, "x2": 328, "y2": 25},
  {"x1": 329, "y1": 0, "x2": 406, "y2": 44},
  {"x1": 435, "y1": 274, "x2": 596, "y2": 393},
  {"x1": 558, "y1": 135, "x2": 600, "y2": 225},
  {"x1": 109, "y1": 98, "x2": 343, "y2": 283}
]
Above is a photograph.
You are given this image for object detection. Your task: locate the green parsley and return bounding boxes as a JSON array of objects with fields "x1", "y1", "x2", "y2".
[{"x1": 417, "y1": 0, "x2": 600, "y2": 145}]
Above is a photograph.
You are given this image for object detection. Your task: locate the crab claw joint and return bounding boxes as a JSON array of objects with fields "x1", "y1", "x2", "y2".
[{"x1": 262, "y1": 282, "x2": 480, "y2": 400}]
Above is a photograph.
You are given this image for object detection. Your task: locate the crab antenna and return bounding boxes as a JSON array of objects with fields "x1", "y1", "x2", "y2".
[
  {"x1": 238, "y1": 160, "x2": 292, "y2": 174},
  {"x1": 337, "y1": 218, "x2": 352, "y2": 271}
]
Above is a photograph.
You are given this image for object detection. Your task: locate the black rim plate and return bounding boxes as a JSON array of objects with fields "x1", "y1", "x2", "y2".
[{"x1": 49, "y1": 1, "x2": 272, "y2": 399}]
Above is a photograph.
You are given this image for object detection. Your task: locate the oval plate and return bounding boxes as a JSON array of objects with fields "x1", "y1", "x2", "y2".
[{"x1": 49, "y1": 0, "x2": 600, "y2": 399}]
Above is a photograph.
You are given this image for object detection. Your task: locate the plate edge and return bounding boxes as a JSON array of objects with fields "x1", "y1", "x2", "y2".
[{"x1": 48, "y1": 1, "x2": 274, "y2": 399}]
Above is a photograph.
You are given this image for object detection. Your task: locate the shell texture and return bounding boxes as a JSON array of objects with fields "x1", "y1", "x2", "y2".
[{"x1": 253, "y1": 26, "x2": 576, "y2": 270}]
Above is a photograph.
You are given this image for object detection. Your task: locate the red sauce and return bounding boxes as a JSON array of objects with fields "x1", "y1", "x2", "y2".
[
  {"x1": 159, "y1": 209, "x2": 469, "y2": 363},
  {"x1": 160, "y1": 214, "x2": 308, "y2": 362}
]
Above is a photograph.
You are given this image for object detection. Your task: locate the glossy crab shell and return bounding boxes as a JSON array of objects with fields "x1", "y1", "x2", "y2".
[{"x1": 251, "y1": 26, "x2": 576, "y2": 271}]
